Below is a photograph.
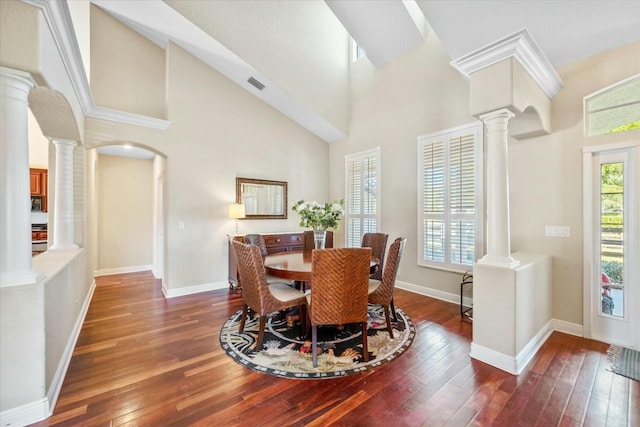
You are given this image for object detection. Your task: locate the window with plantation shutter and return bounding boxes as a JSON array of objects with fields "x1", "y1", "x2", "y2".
[
  {"x1": 345, "y1": 148, "x2": 380, "y2": 248},
  {"x1": 418, "y1": 122, "x2": 483, "y2": 271}
]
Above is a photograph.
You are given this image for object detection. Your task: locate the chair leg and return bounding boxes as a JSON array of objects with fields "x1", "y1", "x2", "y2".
[
  {"x1": 312, "y1": 325, "x2": 318, "y2": 367},
  {"x1": 239, "y1": 304, "x2": 248, "y2": 333},
  {"x1": 361, "y1": 321, "x2": 369, "y2": 362},
  {"x1": 299, "y1": 304, "x2": 307, "y2": 337},
  {"x1": 255, "y1": 315, "x2": 267, "y2": 351},
  {"x1": 384, "y1": 305, "x2": 394, "y2": 339},
  {"x1": 390, "y1": 298, "x2": 397, "y2": 322}
]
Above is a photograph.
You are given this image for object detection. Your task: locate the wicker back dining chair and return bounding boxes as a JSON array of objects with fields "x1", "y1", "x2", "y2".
[
  {"x1": 232, "y1": 240, "x2": 307, "y2": 351},
  {"x1": 307, "y1": 247, "x2": 372, "y2": 367},
  {"x1": 303, "y1": 230, "x2": 334, "y2": 252},
  {"x1": 243, "y1": 234, "x2": 268, "y2": 257},
  {"x1": 361, "y1": 232, "x2": 389, "y2": 281},
  {"x1": 368, "y1": 237, "x2": 406, "y2": 339}
]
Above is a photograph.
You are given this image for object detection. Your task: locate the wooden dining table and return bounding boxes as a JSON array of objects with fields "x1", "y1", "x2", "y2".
[{"x1": 264, "y1": 250, "x2": 379, "y2": 284}]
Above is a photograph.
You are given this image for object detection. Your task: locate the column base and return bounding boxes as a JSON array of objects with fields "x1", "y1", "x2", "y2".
[
  {"x1": 477, "y1": 254, "x2": 520, "y2": 268},
  {"x1": 0, "y1": 270, "x2": 44, "y2": 287}
]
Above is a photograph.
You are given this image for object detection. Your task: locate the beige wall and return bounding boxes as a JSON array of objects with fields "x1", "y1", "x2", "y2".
[
  {"x1": 97, "y1": 155, "x2": 153, "y2": 270},
  {"x1": 165, "y1": 0, "x2": 350, "y2": 135},
  {"x1": 331, "y1": 35, "x2": 639, "y2": 327},
  {"x1": 28, "y1": 109, "x2": 49, "y2": 168},
  {"x1": 86, "y1": 25, "x2": 330, "y2": 291},
  {"x1": 509, "y1": 40, "x2": 640, "y2": 325},
  {"x1": 90, "y1": 5, "x2": 166, "y2": 119},
  {"x1": 330, "y1": 31, "x2": 475, "y2": 296}
]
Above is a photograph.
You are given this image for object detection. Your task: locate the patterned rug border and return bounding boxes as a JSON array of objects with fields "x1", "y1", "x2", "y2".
[{"x1": 220, "y1": 306, "x2": 416, "y2": 379}]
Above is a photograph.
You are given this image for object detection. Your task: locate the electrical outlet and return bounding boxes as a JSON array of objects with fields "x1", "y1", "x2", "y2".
[{"x1": 178, "y1": 221, "x2": 185, "y2": 230}]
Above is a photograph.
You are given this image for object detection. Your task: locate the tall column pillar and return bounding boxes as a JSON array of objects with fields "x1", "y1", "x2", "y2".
[
  {"x1": 49, "y1": 139, "x2": 78, "y2": 251},
  {"x1": 477, "y1": 108, "x2": 519, "y2": 268},
  {"x1": 0, "y1": 67, "x2": 42, "y2": 286}
]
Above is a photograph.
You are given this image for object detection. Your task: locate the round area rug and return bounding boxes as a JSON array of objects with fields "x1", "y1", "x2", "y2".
[{"x1": 220, "y1": 305, "x2": 415, "y2": 379}]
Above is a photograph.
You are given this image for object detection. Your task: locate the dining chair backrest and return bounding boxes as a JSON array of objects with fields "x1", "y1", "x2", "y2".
[
  {"x1": 361, "y1": 232, "x2": 388, "y2": 281},
  {"x1": 309, "y1": 247, "x2": 371, "y2": 326},
  {"x1": 370, "y1": 237, "x2": 406, "y2": 305},
  {"x1": 303, "y1": 230, "x2": 334, "y2": 252},
  {"x1": 232, "y1": 240, "x2": 276, "y2": 313},
  {"x1": 244, "y1": 234, "x2": 268, "y2": 258}
]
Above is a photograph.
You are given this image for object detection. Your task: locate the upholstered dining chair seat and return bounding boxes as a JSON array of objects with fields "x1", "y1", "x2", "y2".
[
  {"x1": 368, "y1": 279, "x2": 382, "y2": 294},
  {"x1": 269, "y1": 282, "x2": 307, "y2": 302}
]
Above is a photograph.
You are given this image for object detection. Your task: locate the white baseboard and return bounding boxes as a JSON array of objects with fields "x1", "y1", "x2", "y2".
[
  {"x1": 396, "y1": 280, "x2": 472, "y2": 307},
  {"x1": 46, "y1": 279, "x2": 96, "y2": 413},
  {"x1": 0, "y1": 398, "x2": 49, "y2": 427},
  {"x1": 94, "y1": 265, "x2": 153, "y2": 277},
  {"x1": 552, "y1": 319, "x2": 584, "y2": 337},
  {"x1": 470, "y1": 321, "x2": 553, "y2": 375},
  {"x1": 163, "y1": 281, "x2": 229, "y2": 298}
]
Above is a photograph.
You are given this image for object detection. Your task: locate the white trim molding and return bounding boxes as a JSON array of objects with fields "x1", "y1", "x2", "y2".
[
  {"x1": 0, "y1": 398, "x2": 49, "y2": 427},
  {"x1": 94, "y1": 264, "x2": 153, "y2": 277},
  {"x1": 21, "y1": 0, "x2": 172, "y2": 131},
  {"x1": 470, "y1": 320, "x2": 553, "y2": 375},
  {"x1": 46, "y1": 280, "x2": 96, "y2": 416},
  {"x1": 450, "y1": 28, "x2": 564, "y2": 99},
  {"x1": 162, "y1": 281, "x2": 229, "y2": 298}
]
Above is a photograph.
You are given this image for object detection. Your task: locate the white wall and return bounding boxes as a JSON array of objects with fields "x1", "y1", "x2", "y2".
[{"x1": 97, "y1": 154, "x2": 153, "y2": 271}]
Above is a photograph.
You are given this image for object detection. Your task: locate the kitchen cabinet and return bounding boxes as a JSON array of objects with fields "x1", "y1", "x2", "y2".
[{"x1": 30, "y1": 168, "x2": 48, "y2": 212}]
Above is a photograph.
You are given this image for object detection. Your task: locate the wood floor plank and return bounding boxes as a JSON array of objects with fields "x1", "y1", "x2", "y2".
[{"x1": 28, "y1": 271, "x2": 637, "y2": 427}]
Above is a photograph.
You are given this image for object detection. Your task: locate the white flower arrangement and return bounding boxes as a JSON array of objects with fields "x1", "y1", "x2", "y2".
[{"x1": 292, "y1": 199, "x2": 345, "y2": 230}]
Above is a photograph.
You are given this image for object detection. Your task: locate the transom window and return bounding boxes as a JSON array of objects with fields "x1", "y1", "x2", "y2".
[
  {"x1": 417, "y1": 122, "x2": 484, "y2": 271},
  {"x1": 585, "y1": 74, "x2": 640, "y2": 136}
]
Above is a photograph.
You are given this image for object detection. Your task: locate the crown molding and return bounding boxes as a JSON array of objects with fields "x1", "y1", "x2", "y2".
[
  {"x1": 20, "y1": 0, "x2": 172, "y2": 131},
  {"x1": 87, "y1": 106, "x2": 172, "y2": 130},
  {"x1": 450, "y1": 28, "x2": 564, "y2": 99}
]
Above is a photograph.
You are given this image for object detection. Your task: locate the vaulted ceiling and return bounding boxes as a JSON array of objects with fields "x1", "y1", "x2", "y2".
[{"x1": 89, "y1": 0, "x2": 640, "y2": 151}]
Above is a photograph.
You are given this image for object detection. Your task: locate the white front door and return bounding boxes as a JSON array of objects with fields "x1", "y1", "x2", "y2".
[{"x1": 584, "y1": 145, "x2": 640, "y2": 349}]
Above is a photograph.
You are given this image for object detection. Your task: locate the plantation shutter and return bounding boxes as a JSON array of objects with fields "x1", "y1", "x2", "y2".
[
  {"x1": 422, "y1": 140, "x2": 445, "y2": 262},
  {"x1": 345, "y1": 149, "x2": 380, "y2": 248},
  {"x1": 418, "y1": 122, "x2": 483, "y2": 270},
  {"x1": 449, "y1": 134, "x2": 476, "y2": 265}
]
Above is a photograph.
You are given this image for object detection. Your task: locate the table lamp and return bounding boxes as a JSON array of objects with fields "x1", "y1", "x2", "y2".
[{"x1": 228, "y1": 203, "x2": 246, "y2": 235}]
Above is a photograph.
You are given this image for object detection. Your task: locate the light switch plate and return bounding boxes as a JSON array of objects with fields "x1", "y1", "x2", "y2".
[{"x1": 545, "y1": 225, "x2": 570, "y2": 237}]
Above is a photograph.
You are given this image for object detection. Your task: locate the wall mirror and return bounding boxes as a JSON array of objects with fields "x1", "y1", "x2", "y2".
[{"x1": 236, "y1": 177, "x2": 287, "y2": 219}]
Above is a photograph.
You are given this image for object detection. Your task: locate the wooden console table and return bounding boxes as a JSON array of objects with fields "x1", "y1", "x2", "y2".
[{"x1": 228, "y1": 231, "x2": 304, "y2": 292}]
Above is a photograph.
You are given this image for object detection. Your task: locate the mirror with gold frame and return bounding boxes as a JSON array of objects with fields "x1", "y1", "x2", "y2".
[{"x1": 236, "y1": 177, "x2": 287, "y2": 219}]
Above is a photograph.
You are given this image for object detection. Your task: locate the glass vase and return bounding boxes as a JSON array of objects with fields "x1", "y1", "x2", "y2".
[{"x1": 313, "y1": 228, "x2": 326, "y2": 249}]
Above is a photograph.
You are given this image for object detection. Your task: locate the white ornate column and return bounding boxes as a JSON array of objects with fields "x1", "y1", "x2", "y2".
[
  {"x1": 0, "y1": 67, "x2": 42, "y2": 286},
  {"x1": 49, "y1": 139, "x2": 78, "y2": 251},
  {"x1": 477, "y1": 108, "x2": 519, "y2": 268}
]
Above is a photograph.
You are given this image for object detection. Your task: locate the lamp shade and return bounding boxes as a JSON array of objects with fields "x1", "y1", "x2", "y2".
[{"x1": 228, "y1": 203, "x2": 246, "y2": 219}]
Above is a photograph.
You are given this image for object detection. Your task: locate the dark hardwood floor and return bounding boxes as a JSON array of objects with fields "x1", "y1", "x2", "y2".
[{"x1": 31, "y1": 271, "x2": 638, "y2": 426}]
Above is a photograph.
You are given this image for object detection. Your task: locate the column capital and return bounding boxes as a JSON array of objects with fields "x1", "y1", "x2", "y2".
[
  {"x1": 479, "y1": 108, "x2": 515, "y2": 123},
  {"x1": 0, "y1": 66, "x2": 36, "y2": 86},
  {"x1": 50, "y1": 139, "x2": 78, "y2": 148}
]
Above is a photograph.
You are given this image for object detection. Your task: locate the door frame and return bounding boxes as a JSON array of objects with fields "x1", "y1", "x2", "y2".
[{"x1": 582, "y1": 140, "x2": 639, "y2": 348}]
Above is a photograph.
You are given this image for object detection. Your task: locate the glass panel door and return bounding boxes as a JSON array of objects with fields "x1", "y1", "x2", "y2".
[{"x1": 599, "y1": 162, "x2": 624, "y2": 317}]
